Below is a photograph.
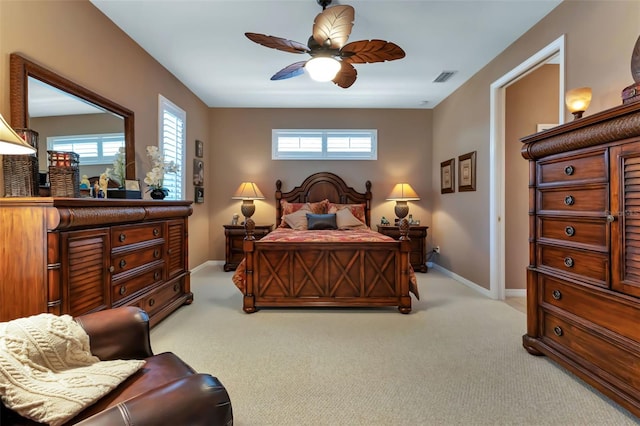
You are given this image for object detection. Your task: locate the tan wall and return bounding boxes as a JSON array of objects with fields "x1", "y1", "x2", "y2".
[
  {"x1": 209, "y1": 108, "x2": 432, "y2": 260},
  {"x1": 432, "y1": 0, "x2": 640, "y2": 289},
  {"x1": 0, "y1": 0, "x2": 211, "y2": 268},
  {"x1": 505, "y1": 64, "x2": 559, "y2": 290}
]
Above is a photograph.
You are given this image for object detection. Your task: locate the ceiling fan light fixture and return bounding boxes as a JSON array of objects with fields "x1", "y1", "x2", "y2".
[{"x1": 305, "y1": 57, "x2": 341, "y2": 82}]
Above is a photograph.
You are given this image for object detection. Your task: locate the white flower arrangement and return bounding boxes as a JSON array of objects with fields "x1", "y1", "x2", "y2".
[
  {"x1": 105, "y1": 146, "x2": 126, "y2": 188},
  {"x1": 143, "y1": 145, "x2": 179, "y2": 191}
]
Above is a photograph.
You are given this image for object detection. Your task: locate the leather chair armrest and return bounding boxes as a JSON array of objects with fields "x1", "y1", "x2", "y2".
[
  {"x1": 74, "y1": 374, "x2": 233, "y2": 426},
  {"x1": 75, "y1": 306, "x2": 153, "y2": 360}
]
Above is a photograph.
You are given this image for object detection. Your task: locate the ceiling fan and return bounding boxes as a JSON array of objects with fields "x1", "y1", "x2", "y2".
[{"x1": 245, "y1": 0, "x2": 405, "y2": 88}]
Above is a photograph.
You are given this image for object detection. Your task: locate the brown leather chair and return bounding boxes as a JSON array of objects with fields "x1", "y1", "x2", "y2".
[{"x1": 0, "y1": 307, "x2": 233, "y2": 425}]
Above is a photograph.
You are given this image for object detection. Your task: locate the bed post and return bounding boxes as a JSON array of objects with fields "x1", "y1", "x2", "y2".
[
  {"x1": 242, "y1": 230, "x2": 257, "y2": 313},
  {"x1": 398, "y1": 217, "x2": 412, "y2": 313}
]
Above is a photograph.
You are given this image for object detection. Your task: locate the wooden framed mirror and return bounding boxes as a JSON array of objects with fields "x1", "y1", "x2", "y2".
[{"x1": 9, "y1": 53, "x2": 135, "y2": 180}]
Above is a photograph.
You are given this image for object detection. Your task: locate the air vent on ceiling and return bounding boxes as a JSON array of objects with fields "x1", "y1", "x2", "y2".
[{"x1": 433, "y1": 71, "x2": 457, "y2": 83}]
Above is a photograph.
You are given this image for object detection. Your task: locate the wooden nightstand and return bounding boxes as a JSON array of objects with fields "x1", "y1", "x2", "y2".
[
  {"x1": 376, "y1": 224, "x2": 429, "y2": 272},
  {"x1": 223, "y1": 224, "x2": 273, "y2": 271}
]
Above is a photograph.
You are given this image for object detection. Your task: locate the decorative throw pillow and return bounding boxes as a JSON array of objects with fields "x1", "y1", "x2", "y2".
[
  {"x1": 279, "y1": 199, "x2": 328, "y2": 227},
  {"x1": 283, "y1": 208, "x2": 309, "y2": 230},
  {"x1": 306, "y1": 213, "x2": 338, "y2": 230},
  {"x1": 327, "y1": 203, "x2": 367, "y2": 225},
  {"x1": 0, "y1": 313, "x2": 145, "y2": 426},
  {"x1": 335, "y1": 207, "x2": 368, "y2": 229}
]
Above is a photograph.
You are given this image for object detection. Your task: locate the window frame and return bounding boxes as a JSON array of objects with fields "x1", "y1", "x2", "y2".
[
  {"x1": 47, "y1": 133, "x2": 125, "y2": 165},
  {"x1": 272, "y1": 129, "x2": 378, "y2": 160},
  {"x1": 158, "y1": 94, "x2": 186, "y2": 200}
]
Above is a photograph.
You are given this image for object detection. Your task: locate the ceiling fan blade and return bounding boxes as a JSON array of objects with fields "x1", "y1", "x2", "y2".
[
  {"x1": 271, "y1": 61, "x2": 307, "y2": 80},
  {"x1": 245, "y1": 32, "x2": 310, "y2": 54},
  {"x1": 341, "y1": 40, "x2": 406, "y2": 64},
  {"x1": 332, "y1": 62, "x2": 357, "y2": 89},
  {"x1": 312, "y1": 5, "x2": 354, "y2": 49}
]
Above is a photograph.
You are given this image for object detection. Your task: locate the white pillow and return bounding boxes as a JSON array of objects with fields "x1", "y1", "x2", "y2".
[
  {"x1": 283, "y1": 207, "x2": 309, "y2": 230},
  {"x1": 336, "y1": 207, "x2": 368, "y2": 229}
]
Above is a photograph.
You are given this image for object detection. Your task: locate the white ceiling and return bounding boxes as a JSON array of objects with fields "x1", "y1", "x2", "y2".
[{"x1": 84, "y1": 0, "x2": 562, "y2": 110}]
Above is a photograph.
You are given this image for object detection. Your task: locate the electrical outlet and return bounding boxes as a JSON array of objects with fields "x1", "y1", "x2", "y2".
[{"x1": 434, "y1": 246, "x2": 440, "y2": 254}]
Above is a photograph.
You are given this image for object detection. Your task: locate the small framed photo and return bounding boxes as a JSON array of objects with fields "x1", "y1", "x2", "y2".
[
  {"x1": 193, "y1": 159, "x2": 204, "y2": 186},
  {"x1": 458, "y1": 151, "x2": 477, "y2": 192},
  {"x1": 440, "y1": 158, "x2": 455, "y2": 194},
  {"x1": 195, "y1": 186, "x2": 204, "y2": 203},
  {"x1": 124, "y1": 179, "x2": 140, "y2": 191},
  {"x1": 195, "y1": 140, "x2": 204, "y2": 158}
]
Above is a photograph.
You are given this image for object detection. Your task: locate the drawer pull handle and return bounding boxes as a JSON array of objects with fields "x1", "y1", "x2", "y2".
[
  {"x1": 154, "y1": 249, "x2": 160, "y2": 258},
  {"x1": 564, "y1": 195, "x2": 575, "y2": 206},
  {"x1": 607, "y1": 214, "x2": 616, "y2": 223},
  {"x1": 109, "y1": 265, "x2": 115, "y2": 273},
  {"x1": 119, "y1": 286, "x2": 126, "y2": 295},
  {"x1": 148, "y1": 298, "x2": 155, "y2": 307},
  {"x1": 552, "y1": 289, "x2": 562, "y2": 300},
  {"x1": 153, "y1": 228, "x2": 160, "y2": 236},
  {"x1": 154, "y1": 271, "x2": 161, "y2": 280},
  {"x1": 119, "y1": 259, "x2": 126, "y2": 269},
  {"x1": 564, "y1": 165, "x2": 574, "y2": 176},
  {"x1": 564, "y1": 257, "x2": 574, "y2": 268},
  {"x1": 119, "y1": 233, "x2": 126, "y2": 242},
  {"x1": 167, "y1": 249, "x2": 173, "y2": 255},
  {"x1": 564, "y1": 226, "x2": 575, "y2": 237},
  {"x1": 553, "y1": 326, "x2": 563, "y2": 337},
  {"x1": 173, "y1": 283, "x2": 180, "y2": 292}
]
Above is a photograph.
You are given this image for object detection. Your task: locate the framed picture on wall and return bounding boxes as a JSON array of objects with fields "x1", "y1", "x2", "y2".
[
  {"x1": 195, "y1": 140, "x2": 204, "y2": 158},
  {"x1": 440, "y1": 158, "x2": 455, "y2": 194},
  {"x1": 193, "y1": 159, "x2": 204, "y2": 186},
  {"x1": 458, "y1": 151, "x2": 476, "y2": 192},
  {"x1": 195, "y1": 186, "x2": 204, "y2": 203}
]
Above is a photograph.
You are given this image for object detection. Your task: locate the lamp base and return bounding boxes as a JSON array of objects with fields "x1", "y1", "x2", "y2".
[
  {"x1": 572, "y1": 111, "x2": 584, "y2": 120},
  {"x1": 394, "y1": 201, "x2": 410, "y2": 240}
]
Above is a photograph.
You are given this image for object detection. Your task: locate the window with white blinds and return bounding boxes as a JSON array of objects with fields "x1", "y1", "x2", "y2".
[
  {"x1": 272, "y1": 129, "x2": 377, "y2": 160},
  {"x1": 47, "y1": 133, "x2": 124, "y2": 165},
  {"x1": 158, "y1": 95, "x2": 185, "y2": 200}
]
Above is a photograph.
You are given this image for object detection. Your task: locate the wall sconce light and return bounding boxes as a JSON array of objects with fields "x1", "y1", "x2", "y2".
[
  {"x1": 0, "y1": 113, "x2": 37, "y2": 155},
  {"x1": 565, "y1": 87, "x2": 592, "y2": 120},
  {"x1": 387, "y1": 183, "x2": 420, "y2": 221},
  {"x1": 232, "y1": 181, "x2": 265, "y2": 220},
  {"x1": 305, "y1": 56, "x2": 341, "y2": 82}
]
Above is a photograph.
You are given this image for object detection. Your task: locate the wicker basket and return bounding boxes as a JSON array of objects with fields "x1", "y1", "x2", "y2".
[
  {"x1": 48, "y1": 151, "x2": 80, "y2": 198},
  {"x1": 3, "y1": 155, "x2": 38, "y2": 197},
  {"x1": 2, "y1": 129, "x2": 39, "y2": 197}
]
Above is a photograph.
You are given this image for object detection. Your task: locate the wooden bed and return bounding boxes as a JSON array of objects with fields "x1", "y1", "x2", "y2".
[{"x1": 238, "y1": 172, "x2": 414, "y2": 314}]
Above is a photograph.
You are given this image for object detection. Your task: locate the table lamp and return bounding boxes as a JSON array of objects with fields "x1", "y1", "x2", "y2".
[
  {"x1": 232, "y1": 181, "x2": 265, "y2": 239},
  {"x1": 0, "y1": 113, "x2": 36, "y2": 155}
]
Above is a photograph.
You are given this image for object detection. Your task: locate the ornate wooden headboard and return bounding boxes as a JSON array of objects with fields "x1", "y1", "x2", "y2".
[{"x1": 275, "y1": 172, "x2": 372, "y2": 227}]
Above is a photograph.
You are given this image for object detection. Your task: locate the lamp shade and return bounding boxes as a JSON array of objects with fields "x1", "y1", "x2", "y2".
[
  {"x1": 232, "y1": 182, "x2": 265, "y2": 200},
  {"x1": 386, "y1": 183, "x2": 420, "y2": 201},
  {"x1": 565, "y1": 87, "x2": 592, "y2": 119},
  {"x1": 0, "y1": 113, "x2": 37, "y2": 155},
  {"x1": 305, "y1": 57, "x2": 341, "y2": 82}
]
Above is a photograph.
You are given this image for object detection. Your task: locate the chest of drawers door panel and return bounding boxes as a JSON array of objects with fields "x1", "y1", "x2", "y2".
[
  {"x1": 521, "y1": 101, "x2": 640, "y2": 417},
  {"x1": 0, "y1": 198, "x2": 192, "y2": 326}
]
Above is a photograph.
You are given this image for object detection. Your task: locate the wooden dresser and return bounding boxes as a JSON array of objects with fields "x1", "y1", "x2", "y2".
[
  {"x1": 0, "y1": 198, "x2": 193, "y2": 327},
  {"x1": 521, "y1": 101, "x2": 640, "y2": 416}
]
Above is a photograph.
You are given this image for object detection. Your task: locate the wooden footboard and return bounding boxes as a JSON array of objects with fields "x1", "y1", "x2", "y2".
[{"x1": 242, "y1": 237, "x2": 412, "y2": 314}]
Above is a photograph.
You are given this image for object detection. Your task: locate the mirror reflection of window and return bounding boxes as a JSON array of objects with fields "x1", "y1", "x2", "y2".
[{"x1": 28, "y1": 77, "x2": 125, "y2": 178}]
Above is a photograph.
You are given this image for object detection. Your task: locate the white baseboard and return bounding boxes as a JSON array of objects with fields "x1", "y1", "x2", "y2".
[
  {"x1": 429, "y1": 263, "x2": 493, "y2": 298},
  {"x1": 505, "y1": 288, "x2": 526, "y2": 298},
  {"x1": 191, "y1": 260, "x2": 224, "y2": 275}
]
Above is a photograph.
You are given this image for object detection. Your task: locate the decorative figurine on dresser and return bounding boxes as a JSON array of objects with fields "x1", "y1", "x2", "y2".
[{"x1": 520, "y1": 58, "x2": 640, "y2": 414}]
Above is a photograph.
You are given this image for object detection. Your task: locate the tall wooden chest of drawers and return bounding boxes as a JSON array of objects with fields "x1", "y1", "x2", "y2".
[
  {"x1": 0, "y1": 198, "x2": 193, "y2": 327},
  {"x1": 521, "y1": 101, "x2": 640, "y2": 416}
]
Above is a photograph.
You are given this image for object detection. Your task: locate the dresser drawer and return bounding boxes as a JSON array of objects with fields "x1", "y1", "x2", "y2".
[
  {"x1": 538, "y1": 148, "x2": 607, "y2": 185},
  {"x1": 537, "y1": 244, "x2": 608, "y2": 287},
  {"x1": 112, "y1": 222, "x2": 165, "y2": 248},
  {"x1": 111, "y1": 244, "x2": 164, "y2": 275},
  {"x1": 538, "y1": 185, "x2": 607, "y2": 213},
  {"x1": 540, "y1": 274, "x2": 640, "y2": 343},
  {"x1": 112, "y1": 264, "x2": 164, "y2": 304},
  {"x1": 537, "y1": 216, "x2": 607, "y2": 249},
  {"x1": 139, "y1": 278, "x2": 183, "y2": 314},
  {"x1": 542, "y1": 311, "x2": 640, "y2": 393}
]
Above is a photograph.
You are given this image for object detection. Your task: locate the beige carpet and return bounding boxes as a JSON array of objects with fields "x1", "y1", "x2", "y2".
[{"x1": 150, "y1": 265, "x2": 638, "y2": 425}]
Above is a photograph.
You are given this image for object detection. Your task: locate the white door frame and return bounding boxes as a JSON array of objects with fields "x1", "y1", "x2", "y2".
[{"x1": 489, "y1": 35, "x2": 566, "y2": 300}]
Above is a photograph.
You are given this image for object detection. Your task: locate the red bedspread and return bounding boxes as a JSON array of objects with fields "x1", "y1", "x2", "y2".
[{"x1": 231, "y1": 228, "x2": 420, "y2": 299}]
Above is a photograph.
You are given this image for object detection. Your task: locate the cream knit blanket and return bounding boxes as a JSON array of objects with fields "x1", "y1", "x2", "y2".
[{"x1": 0, "y1": 313, "x2": 145, "y2": 426}]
